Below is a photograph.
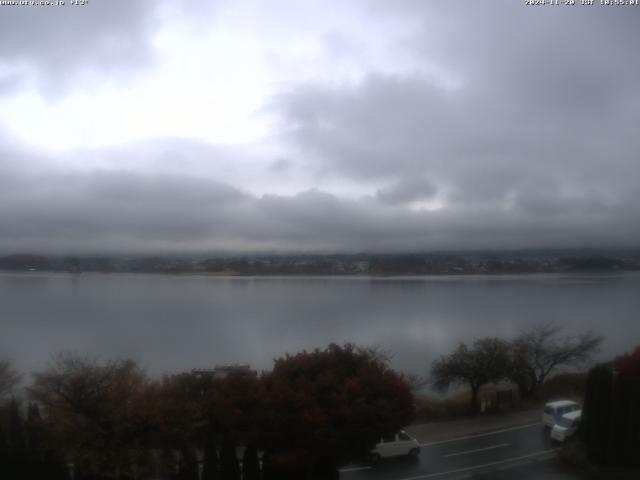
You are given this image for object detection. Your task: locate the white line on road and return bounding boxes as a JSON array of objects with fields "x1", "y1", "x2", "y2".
[
  {"x1": 339, "y1": 466, "x2": 372, "y2": 473},
  {"x1": 391, "y1": 449, "x2": 557, "y2": 480},
  {"x1": 443, "y1": 442, "x2": 509, "y2": 458},
  {"x1": 419, "y1": 422, "x2": 542, "y2": 447}
]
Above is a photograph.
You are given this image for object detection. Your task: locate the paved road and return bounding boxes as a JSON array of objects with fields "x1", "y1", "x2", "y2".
[{"x1": 339, "y1": 422, "x2": 564, "y2": 480}]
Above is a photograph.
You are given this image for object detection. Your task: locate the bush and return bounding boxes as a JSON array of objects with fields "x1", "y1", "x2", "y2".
[
  {"x1": 556, "y1": 441, "x2": 591, "y2": 470},
  {"x1": 414, "y1": 384, "x2": 517, "y2": 421},
  {"x1": 538, "y1": 373, "x2": 586, "y2": 403},
  {"x1": 581, "y1": 347, "x2": 640, "y2": 466}
]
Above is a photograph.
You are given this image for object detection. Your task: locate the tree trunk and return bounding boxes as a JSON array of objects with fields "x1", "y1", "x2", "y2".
[
  {"x1": 470, "y1": 384, "x2": 480, "y2": 413},
  {"x1": 202, "y1": 436, "x2": 219, "y2": 480},
  {"x1": 219, "y1": 434, "x2": 240, "y2": 480},
  {"x1": 514, "y1": 380, "x2": 529, "y2": 399},
  {"x1": 241, "y1": 445, "x2": 260, "y2": 480}
]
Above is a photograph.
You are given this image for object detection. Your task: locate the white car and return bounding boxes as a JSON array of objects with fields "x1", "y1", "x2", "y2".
[
  {"x1": 551, "y1": 409, "x2": 582, "y2": 443},
  {"x1": 369, "y1": 431, "x2": 420, "y2": 462},
  {"x1": 542, "y1": 400, "x2": 580, "y2": 429}
]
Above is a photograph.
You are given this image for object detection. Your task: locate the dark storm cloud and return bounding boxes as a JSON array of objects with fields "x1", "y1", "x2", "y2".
[
  {"x1": 1, "y1": 139, "x2": 639, "y2": 254},
  {"x1": 267, "y1": 1, "x2": 640, "y2": 249},
  {"x1": 0, "y1": 152, "x2": 250, "y2": 252}
]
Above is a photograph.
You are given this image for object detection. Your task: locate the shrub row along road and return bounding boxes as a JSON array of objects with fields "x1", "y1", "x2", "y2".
[{"x1": 338, "y1": 423, "x2": 580, "y2": 480}]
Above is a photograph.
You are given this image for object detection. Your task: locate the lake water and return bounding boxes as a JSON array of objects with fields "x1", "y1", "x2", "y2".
[{"x1": 1, "y1": 271, "x2": 639, "y2": 377}]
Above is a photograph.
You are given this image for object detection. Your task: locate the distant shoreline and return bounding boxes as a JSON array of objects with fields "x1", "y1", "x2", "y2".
[
  {"x1": 3, "y1": 269, "x2": 640, "y2": 279},
  {"x1": 2, "y1": 250, "x2": 640, "y2": 276}
]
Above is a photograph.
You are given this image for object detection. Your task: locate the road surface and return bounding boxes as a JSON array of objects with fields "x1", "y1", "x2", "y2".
[{"x1": 339, "y1": 422, "x2": 574, "y2": 479}]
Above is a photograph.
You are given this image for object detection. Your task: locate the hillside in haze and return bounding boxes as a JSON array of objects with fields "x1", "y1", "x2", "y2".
[{"x1": 2, "y1": 249, "x2": 640, "y2": 275}]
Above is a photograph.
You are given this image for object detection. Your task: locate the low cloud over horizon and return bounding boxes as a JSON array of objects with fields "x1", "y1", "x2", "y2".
[{"x1": 1, "y1": 1, "x2": 639, "y2": 254}]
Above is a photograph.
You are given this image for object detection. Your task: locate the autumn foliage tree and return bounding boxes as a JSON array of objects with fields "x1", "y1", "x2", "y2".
[
  {"x1": 146, "y1": 373, "x2": 208, "y2": 450},
  {"x1": 148, "y1": 367, "x2": 263, "y2": 479},
  {"x1": 15, "y1": 344, "x2": 415, "y2": 480},
  {"x1": 259, "y1": 343, "x2": 414, "y2": 480}
]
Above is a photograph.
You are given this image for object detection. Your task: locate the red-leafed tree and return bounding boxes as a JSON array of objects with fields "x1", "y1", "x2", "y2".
[
  {"x1": 259, "y1": 343, "x2": 414, "y2": 480},
  {"x1": 145, "y1": 373, "x2": 209, "y2": 449},
  {"x1": 206, "y1": 369, "x2": 263, "y2": 442},
  {"x1": 614, "y1": 346, "x2": 640, "y2": 383},
  {"x1": 148, "y1": 368, "x2": 263, "y2": 479}
]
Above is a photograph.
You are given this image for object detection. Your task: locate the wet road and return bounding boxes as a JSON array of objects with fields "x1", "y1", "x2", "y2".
[{"x1": 339, "y1": 423, "x2": 560, "y2": 480}]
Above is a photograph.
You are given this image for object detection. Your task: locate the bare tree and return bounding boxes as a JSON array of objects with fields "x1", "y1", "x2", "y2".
[
  {"x1": 508, "y1": 323, "x2": 603, "y2": 398},
  {"x1": 359, "y1": 344, "x2": 395, "y2": 364},
  {"x1": 28, "y1": 353, "x2": 148, "y2": 478},
  {"x1": 431, "y1": 338, "x2": 511, "y2": 412},
  {"x1": 360, "y1": 346, "x2": 429, "y2": 393},
  {"x1": 30, "y1": 353, "x2": 146, "y2": 417},
  {"x1": 406, "y1": 374, "x2": 429, "y2": 394},
  {"x1": 0, "y1": 359, "x2": 21, "y2": 401}
]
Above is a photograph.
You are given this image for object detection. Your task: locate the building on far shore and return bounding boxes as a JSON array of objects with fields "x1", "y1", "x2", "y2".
[{"x1": 191, "y1": 363, "x2": 251, "y2": 380}]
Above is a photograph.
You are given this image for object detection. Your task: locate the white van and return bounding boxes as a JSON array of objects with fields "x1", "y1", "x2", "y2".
[
  {"x1": 542, "y1": 400, "x2": 580, "y2": 428},
  {"x1": 550, "y1": 410, "x2": 582, "y2": 443},
  {"x1": 369, "y1": 431, "x2": 420, "y2": 462}
]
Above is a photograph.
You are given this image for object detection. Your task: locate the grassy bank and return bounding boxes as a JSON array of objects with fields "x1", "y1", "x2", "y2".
[{"x1": 414, "y1": 373, "x2": 587, "y2": 422}]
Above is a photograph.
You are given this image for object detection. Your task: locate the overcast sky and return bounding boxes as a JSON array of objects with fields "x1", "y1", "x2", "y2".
[{"x1": 1, "y1": 0, "x2": 639, "y2": 254}]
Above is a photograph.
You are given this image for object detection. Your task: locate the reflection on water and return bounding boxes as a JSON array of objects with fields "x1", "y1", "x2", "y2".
[{"x1": 1, "y1": 271, "x2": 639, "y2": 376}]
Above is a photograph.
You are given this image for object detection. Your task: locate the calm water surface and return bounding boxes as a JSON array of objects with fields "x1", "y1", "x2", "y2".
[{"x1": 1, "y1": 272, "x2": 639, "y2": 376}]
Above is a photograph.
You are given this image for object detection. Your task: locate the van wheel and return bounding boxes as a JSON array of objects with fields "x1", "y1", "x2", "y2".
[
  {"x1": 368, "y1": 453, "x2": 381, "y2": 464},
  {"x1": 408, "y1": 448, "x2": 419, "y2": 457}
]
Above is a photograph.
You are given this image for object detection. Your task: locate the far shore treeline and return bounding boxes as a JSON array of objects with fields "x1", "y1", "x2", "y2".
[{"x1": 2, "y1": 248, "x2": 640, "y2": 275}]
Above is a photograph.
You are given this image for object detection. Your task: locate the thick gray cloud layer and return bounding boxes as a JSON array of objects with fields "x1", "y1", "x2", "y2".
[
  {"x1": 1, "y1": 1, "x2": 640, "y2": 253},
  {"x1": 2, "y1": 146, "x2": 638, "y2": 253},
  {"x1": 376, "y1": 175, "x2": 437, "y2": 205},
  {"x1": 0, "y1": 1, "x2": 159, "y2": 93}
]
